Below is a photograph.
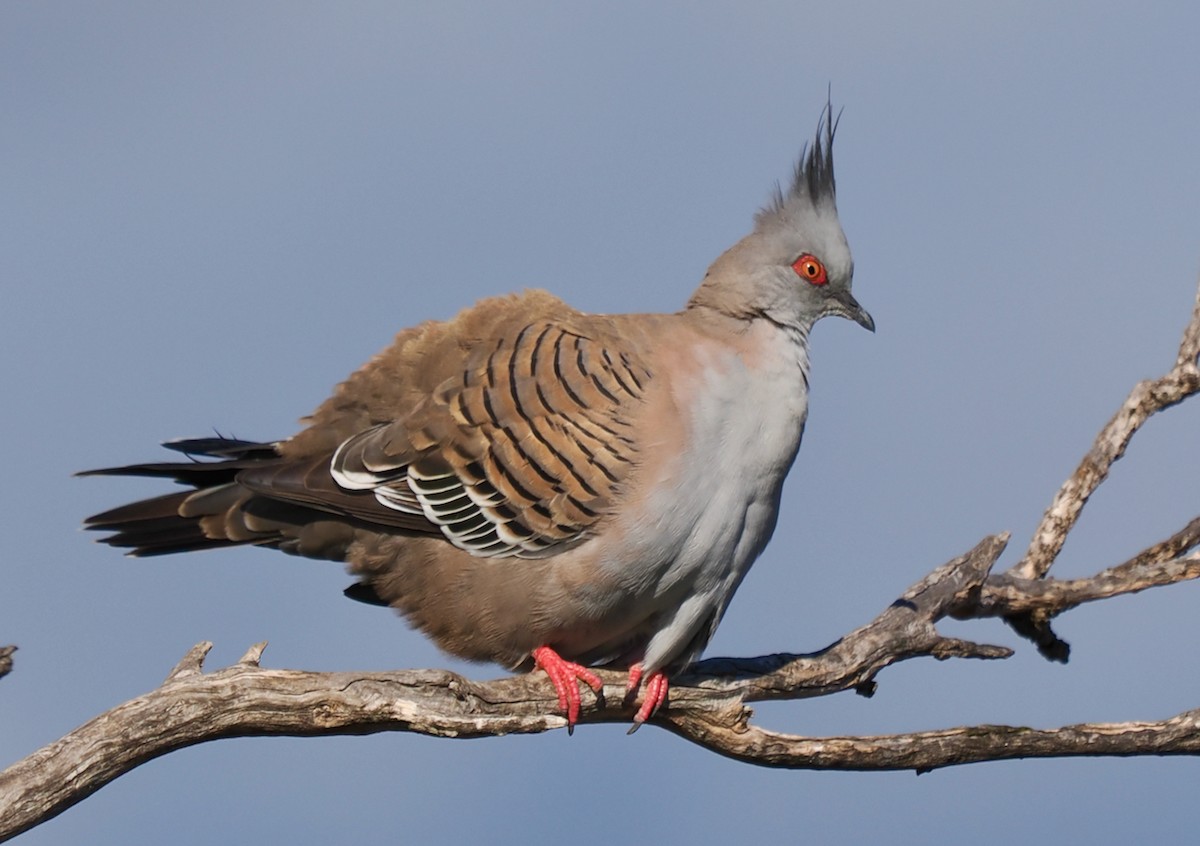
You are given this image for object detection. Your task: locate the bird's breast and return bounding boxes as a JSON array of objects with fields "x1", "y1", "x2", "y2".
[{"x1": 602, "y1": 321, "x2": 810, "y2": 601}]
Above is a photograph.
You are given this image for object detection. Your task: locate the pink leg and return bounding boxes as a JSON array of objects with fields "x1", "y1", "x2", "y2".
[
  {"x1": 532, "y1": 646, "x2": 604, "y2": 732},
  {"x1": 625, "y1": 663, "x2": 669, "y2": 732}
]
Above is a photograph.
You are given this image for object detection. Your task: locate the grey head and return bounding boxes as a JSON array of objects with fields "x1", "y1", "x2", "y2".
[{"x1": 688, "y1": 103, "x2": 874, "y2": 334}]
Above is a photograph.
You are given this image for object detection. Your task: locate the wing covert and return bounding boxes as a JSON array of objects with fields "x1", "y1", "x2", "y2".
[{"x1": 330, "y1": 320, "x2": 652, "y2": 558}]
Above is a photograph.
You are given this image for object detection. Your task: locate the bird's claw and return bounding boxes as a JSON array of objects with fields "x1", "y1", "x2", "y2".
[
  {"x1": 532, "y1": 646, "x2": 604, "y2": 733},
  {"x1": 625, "y1": 663, "x2": 669, "y2": 733}
]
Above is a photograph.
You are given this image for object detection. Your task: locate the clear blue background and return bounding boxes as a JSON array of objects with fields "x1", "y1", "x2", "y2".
[{"x1": 3, "y1": 3, "x2": 1199, "y2": 843}]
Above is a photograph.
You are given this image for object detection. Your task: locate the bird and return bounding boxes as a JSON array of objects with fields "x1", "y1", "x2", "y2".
[{"x1": 82, "y1": 102, "x2": 873, "y2": 731}]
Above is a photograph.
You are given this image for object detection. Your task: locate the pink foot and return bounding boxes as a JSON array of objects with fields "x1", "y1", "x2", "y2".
[
  {"x1": 625, "y1": 663, "x2": 669, "y2": 732},
  {"x1": 532, "y1": 646, "x2": 604, "y2": 733}
]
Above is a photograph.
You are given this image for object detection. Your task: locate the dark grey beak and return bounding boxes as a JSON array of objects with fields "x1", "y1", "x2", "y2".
[{"x1": 830, "y1": 289, "x2": 875, "y2": 333}]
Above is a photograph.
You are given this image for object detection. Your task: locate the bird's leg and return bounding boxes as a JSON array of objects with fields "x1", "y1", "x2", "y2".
[
  {"x1": 625, "y1": 662, "x2": 644, "y2": 697},
  {"x1": 532, "y1": 646, "x2": 604, "y2": 733},
  {"x1": 624, "y1": 662, "x2": 669, "y2": 733}
]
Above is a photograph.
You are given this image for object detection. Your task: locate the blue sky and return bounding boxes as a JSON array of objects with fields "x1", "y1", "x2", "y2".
[{"x1": 3, "y1": 3, "x2": 1199, "y2": 843}]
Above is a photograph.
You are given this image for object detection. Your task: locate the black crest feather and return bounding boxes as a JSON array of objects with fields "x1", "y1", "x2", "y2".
[{"x1": 757, "y1": 99, "x2": 840, "y2": 225}]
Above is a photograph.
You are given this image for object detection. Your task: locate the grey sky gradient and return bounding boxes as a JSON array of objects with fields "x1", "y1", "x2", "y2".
[{"x1": 3, "y1": 3, "x2": 1199, "y2": 843}]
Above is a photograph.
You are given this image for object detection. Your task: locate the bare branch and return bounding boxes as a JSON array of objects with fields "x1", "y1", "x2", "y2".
[
  {"x1": 1014, "y1": 279, "x2": 1200, "y2": 581},
  {"x1": 665, "y1": 708, "x2": 1200, "y2": 771},
  {"x1": 0, "y1": 654, "x2": 570, "y2": 842},
  {"x1": 684, "y1": 534, "x2": 1014, "y2": 703},
  {"x1": 164, "y1": 640, "x2": 212, "y2": 682},
  {"x1": 1176, "y1": 274, "x2": 1200, "y2": 368},
  {"x1": 983, "y1": 552, "x2": 1200, "y2": 618},
  {"x1": 964, "y1": 519, "x2": 1200, "y2": 619}
]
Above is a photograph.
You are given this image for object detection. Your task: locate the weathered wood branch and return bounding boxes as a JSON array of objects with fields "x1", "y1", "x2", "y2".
[
  {"x1": 1013, "y1": 279, "x2": 1200, "y2": 581},
  {"x1": 996, "y1": 277, "x2": 1200, "y2": 659},
  {"x1": 680, "y1": 534, "x2": 1014, "y2": 703},
  {"x1": 664, "y1": 707, "x2": 1200, "y2": 771},
  {"x1": 974, "y1": 546, "x2": 1200, "y2": 618},
  {"x1": 1, "y1": 278, "x2": 1197, "y2": 841}
]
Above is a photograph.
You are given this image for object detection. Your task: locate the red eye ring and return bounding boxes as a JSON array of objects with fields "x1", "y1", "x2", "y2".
[{"x1": 791, "y1": 253, "x2": 827, "y2": 285}]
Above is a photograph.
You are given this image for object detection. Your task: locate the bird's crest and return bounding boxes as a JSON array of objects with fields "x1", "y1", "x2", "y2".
[{"x1": 756, "y1": 100, "x2": 840, "y2": 229}]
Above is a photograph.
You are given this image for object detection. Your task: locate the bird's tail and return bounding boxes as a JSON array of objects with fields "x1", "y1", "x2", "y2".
[{"x1": 79, "y1": 437, "x2": 281, "y2": 557}]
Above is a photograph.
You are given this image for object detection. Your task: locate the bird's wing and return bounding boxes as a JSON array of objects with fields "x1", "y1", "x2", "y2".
[{"x1": 240, "y1": 317, "x2": 654, "y2": 558}]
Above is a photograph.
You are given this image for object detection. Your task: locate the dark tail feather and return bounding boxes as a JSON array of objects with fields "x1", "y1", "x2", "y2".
[
  {"x1": 105, "y1": 531, "x2": 243, "y2": 557},
  {"x1": 85, "y1": 490, "x2": 195, "y2": 527},
  {"x1": 81, "y1": 438, "x2": 281, "y2": 557},
  {"x1": 83, "y1": 437, "x2": 373, "y2": 561},
  {"x1": 82, "y1": 489, "x2": 239, "y2": 556},
  {"x1": 77, "y1": 439, "x2": 280, "y2": 488},
  {"x1": 162, "y1": 437, "x2": 278, "y2": 459}
]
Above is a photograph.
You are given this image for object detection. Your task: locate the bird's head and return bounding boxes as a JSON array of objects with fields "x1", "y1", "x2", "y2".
[{"x1": 689, "y1": 103, "x2": 874, "y2": 335}]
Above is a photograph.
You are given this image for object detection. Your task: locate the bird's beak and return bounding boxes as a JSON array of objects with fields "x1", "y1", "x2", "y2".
[{"x1": 830, "y1": 289, "x2": 875, "y2": 333}]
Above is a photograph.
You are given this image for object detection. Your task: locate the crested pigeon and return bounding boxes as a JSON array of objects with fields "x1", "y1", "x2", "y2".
[{"x1": 83, "y1": 103, "x2": 873, "y2": 730}]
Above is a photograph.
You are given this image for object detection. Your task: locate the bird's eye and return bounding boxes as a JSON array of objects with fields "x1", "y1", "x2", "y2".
[{"x1": 791, "y1": 254, "x2": 827, "y2": 286}]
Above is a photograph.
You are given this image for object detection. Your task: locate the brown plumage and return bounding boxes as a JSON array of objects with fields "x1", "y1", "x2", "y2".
[{"x1": 86, "y1": 290, "x2": 671, "y2": 666}]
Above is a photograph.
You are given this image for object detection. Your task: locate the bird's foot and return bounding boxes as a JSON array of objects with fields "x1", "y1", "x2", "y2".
[
  {"x1": 624, "y1": 663, "x2": 669, "y2": 733},
  {"x1": 532, "y1": 646, "x2": 604, "y2": 733}
]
